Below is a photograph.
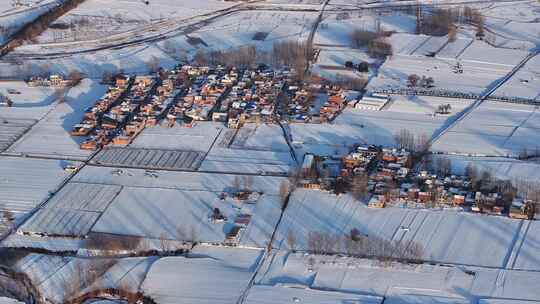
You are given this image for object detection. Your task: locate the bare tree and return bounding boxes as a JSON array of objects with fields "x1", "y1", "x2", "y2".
[
  {"x1": 350, "y1": 173, "x2": 369, "y2": 201},
  {"x1": 146, "y1": 55, "x2": 161, "y2": 73},
  {"x1": 279, "y1": 181, "x2": 291, "y2": 209},
  {"x1": 286, "y1": 230, "x2": 297, "y2": 252},
  {"x1": 159, "y1": 232, "x2": 171, "y2": 253},
  {"x1": 68, "y1": 70, "x2": 83, "y2": 86},
  {"x1": 232, "y1": 176, "x2": 241, "y2": 191},
  {"x1": 394, "y1": 129, "x2": 415, "y2": 151},
  {"x1": 244, "y1": 175, "x2": 254, "y2": 191}
]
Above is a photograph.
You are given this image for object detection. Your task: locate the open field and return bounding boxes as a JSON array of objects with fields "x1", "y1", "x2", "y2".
[
  {"x1": 5, "y1": 79, "x2": 107, "y2": 160},
  {"x1": 432, "y1": 101, "x2": 540, "y2": 156},
  {"x1": 0, "y1": 156, "x2": 74, "y2": 233},
  {"x1": 274, "y1": 189, "x2": 531, "y2": 269}
]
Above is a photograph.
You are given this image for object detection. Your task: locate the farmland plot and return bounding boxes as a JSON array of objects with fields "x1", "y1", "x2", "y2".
[
  {"x1": 18, "y1": 182, "x2": 122, "y2": 237},
  {"x1": 130, "y1": 122, "x2": 223, "y2": 152},
  {"x1": 274, "y1": 189, "x2": 525, "y2": 268},
  {"x1": 0, "y1": 118, "x2": 35, "y2": 153},
  {"x1": 90, "y1": 186, "x2": 282, "y2": 247},
  {"x1": 72, "y1": 166, "x2": 287, "y2": 196},
  {"x1": 6, "y1": 79, "x2": 108, "y2": 160},
  {"x1": 142, "y1": 246, "x2": 262, "y2": 304},
  {"x1": 0, "y1": 156, "x2": 72, "y2": 233},
  {"x1": 366, "y1": 54, "x2": 511, "y2": 95},
  {"x1": 256, "y1": 252, "x2": 540, "y2": 303},
  {"x1": 432, "y1": 101, "x2": 539, "y2": 156},
  {"x1": 92, "y1": 148, "x2": 205, "y2": 171},
  {"x1": 201, "y1": 124, "x2": 294, "y2": 175}
]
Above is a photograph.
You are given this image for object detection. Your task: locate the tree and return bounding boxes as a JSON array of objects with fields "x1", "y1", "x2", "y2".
[
  {"x1": 407, "y1": 74, "x2": 420, "y2": 87},
  {"x1": 394, "y1": 129, "x2": 415, "y2": 151},
  {"x1": 357, "y1": 61, "x2": 369, "y2": 73},
  {"x1": 68, "y1": 70, "x2": 83, "y2": 86},
  {"x1": 448, "y1": 24, "x2": 457, "y2": 42},
  {"x1": 279, "y1": 181, "x2": 290, "y2": 209},
  {"x1": 286, "y1": 230, "x2": 297, "y2": 252},
  {"x1": 232, "y1": 176, "x2": 241, "y2": 191},
  {"x1": 146, "y1": 56, "x2": 160, "y2": 73},
  {"x1": 436, "y1": 157, "x2": 452, "y2": 177},
  {"x1": 350, "y1": 173, "x2": 369, "y2": 201}
]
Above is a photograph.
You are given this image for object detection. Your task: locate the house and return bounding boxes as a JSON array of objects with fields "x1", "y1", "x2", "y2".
[
  {"x1": 368, "y1": 195, "x2": 386, "y2": 208},
  {"x1": 224, "y1": 226, "x2": 243, "y2": 246}
]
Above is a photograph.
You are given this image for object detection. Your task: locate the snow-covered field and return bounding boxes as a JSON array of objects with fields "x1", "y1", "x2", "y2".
[
  {"x1": 5, "y1": 79, "x2": 107, "y2": 160},
  {"x1": 142, "y1": 246, "x2": 262, "y2": 304},
  {"x1": 495, "y1": 54, "x2": 540, "y2": 101},
  {"x1": 91, "y1": 186, "x2": 283, "y2": 247},
  {"x1": 0, "y1": 0, "x2": 64, "y2": 44},
  {"x1": 200, "y1": 124, "x2": 295, "y2": 175},
  {"x1": 0, "y1": 81, "x2": 57, "y2": 119},
  {"x1": 432, "y1": 101, "x2": 539, "y2": 156},
  {"x1": 366, "y1": 53, "x2": 517, "y2": 95},
  {"x1": 256, "y1": 251, "x2": 540, "y2": 304},
  {"x1": 274, "y1": 189, "x2": 530, "y2": 269},
  {"x1": 0, "y1": 156, "x2": 73, "y2": 230},
  {"x1": 315, "y1": 11, "x2": 416, "y2": 46},
  {"x1": 130, "y1": 122, "x2": 223, "y2": 153},
  {"x1": 35, "y1": 0, "x2": 237, "y2": 43}
]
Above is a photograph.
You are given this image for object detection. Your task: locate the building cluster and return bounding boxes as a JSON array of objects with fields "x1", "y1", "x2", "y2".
[
  {"x1": 27, "y1": 74, "x2": 72, "y2": 87},
  {"x1": 298, "y1": 144, "x2": 537, "y2": 220},
  {"x1": 72, "y1": 71, "x2": 186, "y2": 150},
  {"x1": 221, "y1": 68, "x2": 288, "y2": 128}
]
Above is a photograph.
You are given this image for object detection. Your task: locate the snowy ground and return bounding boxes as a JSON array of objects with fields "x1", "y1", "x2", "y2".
[
  {"x1": 0, "y1": 156, "x2": 74, "y2": 232},
  {"x1": 200, "y1": 123, "x2": 295, "y2": 175},
  {"x1": 432, "y1": 101, "x2": 540, "y2": 157},
  {"x1": 255, "y1": 251, "x2": 540, "y2": 304},
  {"x1": 273, "y1": 189, "x2": 532, "y2": 269},
  {"x1": 35, "y1": 0, "x2": 236, "y2": 43},
  {"x1": 5, "y1": 79, "x2": 107, "y2": 160},
  {"x1": 142, "y1": 246, "x2": 263, "y2": 304}
]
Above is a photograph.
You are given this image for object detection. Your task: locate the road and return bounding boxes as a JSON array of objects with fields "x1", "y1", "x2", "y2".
[{"x1": 2, "y1": 0, "x2": 527, "y2": 61}]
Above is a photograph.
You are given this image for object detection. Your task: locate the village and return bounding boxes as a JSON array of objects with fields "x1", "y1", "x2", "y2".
[
  {"x1": 299, "y1": 144, "x2": 538, "y2": 221},
  {"x1": 64, "y1": 65, "x2": 364, "y2": 150}
]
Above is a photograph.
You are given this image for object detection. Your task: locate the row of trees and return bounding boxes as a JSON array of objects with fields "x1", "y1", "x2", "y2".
[
  {"x1": 350, "y1": 30, "x2": 394, "y2": 58},
  {"x1": 407, "y1": 74, "x2": 434, "y2": 88},
  {"x1": 417, "y1": 6, "x2": 485, "y2": 38},
  {"x1": 394, "y1": 129, "x2": 430, "y2": 154},
  {"x1": 287, "y1": 229, "x2": 424, "y2": 261},
  {"x1": 190, "y1": 41, "x2": 314, "y2": 80}
]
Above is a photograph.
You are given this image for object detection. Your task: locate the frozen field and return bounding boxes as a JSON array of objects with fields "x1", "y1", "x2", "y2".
[
  {"x1": 0, "y1": 0, "x2": 64, "y2": 44},
  {"x1": 0, "y1": 81, "x2": 57, "y2": 119},
  {"x1": 18, "y1": 182, "x2": 121, "y2": 237},
  {"x1": 6, "y1": 79, "x2": 107, "y2": 160},
  {"x1": 0, "y1": 156, "x2": 73, "y2": 232},
  {"x1": 72, "y1": 166, "x2": 287, "y2": 195},
  {"x1": 142, "y1": 246, "x2": 262, "y2": 304},
  {"x1": 35, "y1": 0, "x2": 236, "y2": 43},
  {"x1": 130, "y1": 122, "x2": 223, "y2": 152},
  {"x1": 256, "y1": 252, "x2": 540, "y2": 304},
  {"x1": 432, "y1": 101, "x2": 539, "y2": 156},
  {"x1": 92, "y1": 148, "x2": 205, "y2": 171},
  {"x1": 432, "y1": 155, "x2": 540, "y2": 183},
  {"x1": 274, "y1": 189, "x2": 530, "y2": 268},
  {"x1": 315, "y1": 12, "x2": 416, "y2": 46},
  {"x1": 90, "y1": 186, "x2": 282, "y2": 247},
  {"x1": 245, "y1": 286, "x2": 383, "y2": 304},
  {"x1": 200, "y1": 124, "x2": 295, "y2": 175},
  {"x1": 385, "y1": 95, "x2": 473, "y2": 115},
  {"x1": 0, "y1": 118, "x2": 35, "y2": 153},
  {"x1": 494, "y1": 54, "x2": 540, "y2": 101},
  {"x1": 367, "y1": 53, "x2": 513, "y2": 95}
]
